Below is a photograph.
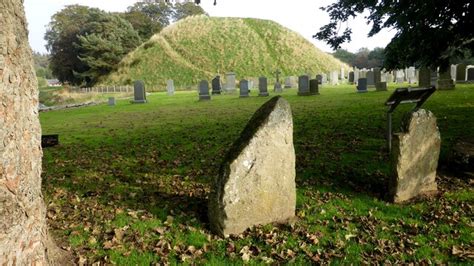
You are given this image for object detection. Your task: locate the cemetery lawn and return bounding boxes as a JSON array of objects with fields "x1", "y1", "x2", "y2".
[{"x1": 40, "y1": 84, "x2": 474, "y2": 264}]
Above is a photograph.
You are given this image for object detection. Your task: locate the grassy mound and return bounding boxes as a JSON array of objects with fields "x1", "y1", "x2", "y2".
[{"x1": 101, "y1": 16, "x2": 349, "y2": 89}]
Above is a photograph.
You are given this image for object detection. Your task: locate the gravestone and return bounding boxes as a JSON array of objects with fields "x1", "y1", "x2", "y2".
[
  {"x1": 376, "y1": 82, "x2": 387, "y2": 91},
  {"x1": 340, "y1": 68, "x2": 345, "y2": 80},
  {"x1": 132, "y1": 80, "x2": 147, "y2": 103},
  {"x1": 357, "y1": 78, "x2": 368, "y2": 93},
  {"x1": 273, "y1": 69, "x2": 282, "y2": 92},
  {"x1": 297, "y1": 75, "x2": 310, "y2": 96},
  {"x1": 167, "y1": 79, "x2": 175, "y2": 96},
  {"x1": 437, "y1": 70, "x2": 455, "y2": 90},
  {"x1": 407, "y1": 67, "x2": 416, "y2": 84},
  {"x1": 321, "y1": 73, "x2": 328, "y2": 84},
  {"x1": 430, "y1": 70, "x2": 438, "y2": 87},
  {"x1": 239, "y1": 79, "x2": 250, "y2": 98},
  {"x1": 374, "y1": 68, "x2": 381, "y2": 84},
  {"x1": 456, "y1": 63, "x2": 466, "y2": 82},
  {"x1": 199, "y1": 80, "x2": 211, "y2": 101},
  {"x1": 248, "y1": 80, "x2": 254, "y2": 91},
  {"x1": 467, "y1": 67, "x2": 474, "y2": 81},
  {"x1": 366, "y1": 71, "x2": 375, "y2": 87},
  {"x1": 450, "y1": 65, "x2": 457, "y2": 81},
  {"x1": 258, "y1": 76, "x2": 269, "y2": 97},
  {"x1": 348, "y1": 71, "x2": 355, "y2": 84},
  {"x1": 316, "y1": 74, "x2": 323, "y2": 84},
  {"x1": 309, "y1": 79, "x2": 320, "y2": 95},
  {"x1": 330, "y1": 71, "x2": 339, "y2": 85},
  {"x1": 396, "y1": 70, "x2": 405, "y2": 83},
  {"x1": 418, "y1": 68, "x2": 431, "y2": 88},
  {"x1": 212, "y1": 76, "x2": 222, "y2": 95},
  {"x1": 208, "y1": 96, "x2": 296, "y2": 237},
  {"x1": 385, "y1": 73, "x2": 394, "y2": 83},
  {"x1": 284, "y1": 77, "x2": 292, "y2": 88},
  {"x1": 225, "y1": 72, "x2": 236, "y2": 92},
  {"x1": 390, "y1": 109, "x2": 440, "y2": 203},
  {"x1": 108, "y1": 97, "x2": 116, "y2": 106}
]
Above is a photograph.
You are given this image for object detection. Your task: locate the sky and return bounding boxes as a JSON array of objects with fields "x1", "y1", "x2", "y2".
[{"x1": 24, "y1": 0, "x2": 396, "y2": 54}]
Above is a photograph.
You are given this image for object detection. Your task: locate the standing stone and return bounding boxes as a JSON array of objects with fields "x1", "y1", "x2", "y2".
[
  {"x1": 357, "y1": 78, "x2": 368, "y2": 93},
  {"x1": 212, "y1": 76, "x2": 222, "y2": 95},
  {"x1": 430, "y1": 70, "x2": 438, "y2": 87},
  {"x1": 348, "y1": 71, "x2": 355, "y2": 84},
  {"x1": 199, "y1": 80, "x2": 211, "y2": 101},
  {"x1": 374, "y1": 68, "x2": 381, "y2": 84},
  {"x1": 108, "y1": 97, "x2": 116, "y2": 106},
  {"x1": 208, "y1": 96, "x2": 296, "y2": 237},
  {"x1": 239, "y1": 79, "x2": 250, "y2": 98},
  {"x1": 284, "y1": 77, "x2": 292, "y2": 88},
  {"x1": 225, "y1": 72, "x2": 236, "y2": 92},
  {"x1": 437, "y1": 70, "x2": 455, "y2": 90},
  {"x1": 309, "y1": 79, "x2": 320, "y2": 95},
  {"x1": 396, "y1": 70, "x2": 405, "y2": 83},
  {"x1": 419, "y1": 67, "x2": 431, "y2": 88},
  {"x1": 273, "y1": 69, "x2": 282, "y2": 92},
  {"x1": 390, "y1": 109, "x2": 440, "y2": 203},
  {"x1": 467, "y1": 67, "x2": 474, "y2": 81},
  {"x1": 298, "y1": 75, "x2": 310, "y2": 96},
  {"x1": 354, "y1": 68, "x2": 360, "y2": 84},
  {"x1": 340, "y1": 68, "x2": 345, "y2": 80},
  {"x1": 366, "y1": 71, "x2": 375, "y2": 87},
  {"x1": 258, "y1": 76, "x2": 269, "y2": 97},
  {"x1": 330, "y1": 71, "x2": 339, "y2": 85},
  {"x1": 407, "y1": 67, "x2": 416, "y2": 84},
  {"x1": 167, "y1": 79, "x2": 175, "y2": 96},
  {"x1": 456, "y1": 63, "x2": 466, "y2": 82},
  {"x1": 316, "y1": 74, "x2": 323, "y2": 84},
  {"x1": 321, "y1": 73, "x2": 328, "y2": 84},
  {"x1": 450, "y1": 65, "x2": 457, "y2": 81},
  {"x1": 1, "y1": 0, "x2": 63, "y2": 263},
  {"x1": 132, "y1": 80, "x2": 147, "y2": 103}
]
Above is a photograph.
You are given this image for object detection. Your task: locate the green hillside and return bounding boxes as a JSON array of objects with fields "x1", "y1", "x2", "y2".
[{"x1": 101, "y1": 15, "x2": 349, "y2": 88}]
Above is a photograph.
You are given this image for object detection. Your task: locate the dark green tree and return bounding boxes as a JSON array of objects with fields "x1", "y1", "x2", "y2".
[
  {"x1": 314, "y1": 0, "x2": 473, "y2": 70},
  {"x1": 119, "y1": 11, "x2": 158, "y2": 40},
  {"x1": 76, "y1": 13, "x2": 141, "y2": 86},
  {"x1": 368, "y1": 47, "x2": 385, "y2": 68},
  {"x1": 332, "y1": 49, "x2": 355, "y2": 66},
  {"x1": 127, "y1": 1, "x2": 174, "y2": 32},
  {"x1": 172, "y1": 2, "x2": 208, "y2": 21}
]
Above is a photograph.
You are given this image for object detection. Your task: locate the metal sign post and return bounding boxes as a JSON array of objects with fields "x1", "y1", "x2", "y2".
[{"x1": 384, "y1": 86, "x2": 436, "y2": 152}]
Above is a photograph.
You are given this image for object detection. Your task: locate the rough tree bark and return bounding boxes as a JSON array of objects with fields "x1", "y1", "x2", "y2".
[{"x1": 0, "y1": 0, "x2": 62, "y2": 264}]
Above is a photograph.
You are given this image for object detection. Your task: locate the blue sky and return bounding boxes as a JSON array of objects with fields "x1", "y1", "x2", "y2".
[{"x1": 24, "y1": 0, "x2": 395, "y2": 54}]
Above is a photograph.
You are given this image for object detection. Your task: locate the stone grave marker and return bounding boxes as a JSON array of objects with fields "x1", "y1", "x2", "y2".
[
  {"x1": 321, "y1": 73, "x2": 328, "y2": 84},
  {"x1": 366, "y1": 71, "x2": 375, "y2": 87},
  {"x1": 390, "y1": 109, "x2": 440, "y2": 203},
  {"x1": 430, "y1": 70, "x2": 438, "y2": 87},
  {"x1": 208, "y1": 96, "x2": 296, "y2": 237},
  {"x1": 450, "y1": 65, "x2": 457, "y2": 81},
  {"x1": 239, "y1": 79, "x2": 250, "y2": 98},
  {"x1": 357, "y1": 78, "x2": 368, "y2": 93},
  {"x1": 437, "y1": 70, "x2": 455, "y2": 90},
  {"x1": 330, "y1": 71, "x2": 339, "y2": 85},
  {"x1": 212, "y1": 75, "x2": 222, "y2": 95},
  {"x1": 258, "y1": 76, "x2": 269, "y2": 97},
  {"x1": 316, "y1": 74, "x2": 323, "y2": 84},
  {"x1": 376, "y1": 82, "x2": 387, "y2": 91},
  {"x1": 348, "y1": 71, "x2": 355, "y2": 84},
  {"x1": 418, "y1": 68, "x2": 431, "y2": 88},
  {"x1": 396, "y1": 70, "x2": 405, "y2": 83},
  {"x1": 297, "y1": 75, "x2": 310, "y2": 96},
  {"x1": 273, "y1": 69, "x2": 282, "y2": 93},
  {"x1": 108, "y1": 97, "x2": 116, "y2": 106},
  {"x1": 467, "y1": 67, "x2": 474, "y2": 81},
  {"x1": 407, "y1": 67, "x2": 416, "y2": 84},
  {"x1": 225, "y1": 72, "x2": 236, "y2": 92},
  {"x1": 132, "y1": 80, "x2": 147, "y2": 103},
  {"x1": 309, "y1": 79, "x2": 319, "y2": 95},
  {"x1": 167, "y1": 79, "x2": 175, "y2": 96},
  {"x1": 199, "y1": 80, "x2": 211, "y2": 101},
  {"x1": 456, "y1": 63, "x2": 466, "y2": 82},
  {"x1": 284, "y1": 77, "x2": 292, "y2": 88}
]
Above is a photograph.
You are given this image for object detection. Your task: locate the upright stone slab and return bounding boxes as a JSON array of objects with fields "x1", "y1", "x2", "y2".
[
  {"x1": 348, "y1": 71, "x2": 355, "y2": 84},
  {"x1": 212, "y1": 76, "x2": 222, "y2": 95},
  {"x1": 418, "y1": 68, "x2": 431, "y2": 88},
  {"x1": 356, "y1": 78, "x2": 368, "y2": 93},
  {"x1": 132, "y1": 80, "x2": 147, "y2": 103},
  {"x1": 330, "y1": 71, "x2": 339, "y2": 85},
  {"x1": 375, "y1": 82, "x2": 387, "y2": 91},
  {"x1": 467, "y1": 67, "x2": 474, "y2": 81},
  {"x1": 108, "y1": 97, "x2": 116, "y2": 106},
  {"x1": 239, "y1": 79, "x2": 250, "y2": 98},
  {"x1": 450, "y1": 65, "x2": 457, "y2": 81},
  {"x1": 258, "y1": 77, "x2": 269, "y2": 97},
  {"x1": 366, "y1": 71, "x2": 375, "y2": 87},
  {"x1": 284, "y1": 77, "x2": 292, "y2": 88},
  {"x1": 374, "y1": 68, "x2": 381, "y2": 84},
  {"x1": 225, "y1": 72, "x2": 236, "y2": 93},
  {"x1": 396, "y1": 70, "x2": 405, "y2": 83},
  {"x1": 274, "y1": 69, "x2": 282, "y2": 92},
  {"x1": 437, "y1": 70, "x2": 455, "y2": 90},
  {"x1": 321, "y1": 73, "x2": 328, "y2": 84},
  {"x1": 407, "y1": 67, "x2": 416, "y2": 84},
  {"x1": 297, "y1": 75, "x2": 310, "y2": 96},
  {"x1": 167, "y1": 79, "x2": 175, "y2": 96},
  {"x1": 199, "y1": 80, "x2": 211, "y2": 101},
  {"x1": 390, "y1": 109, "x2": 440, "y2": 203},
  {"x1": 354, "y1": 68, "x2": 360, "y2": 84},
  {"x1": 208, "y1": 96, "x2": 296, "y2": 237},
  {"x1": 316, "y1": 74, "x2": 323, "y2": 84},
  {"x1": 309, "y1": 79, "x2": 320, "y2": 95},
  {"x1": 456, "y1": 63, "x2": 466, "y2": 82}
]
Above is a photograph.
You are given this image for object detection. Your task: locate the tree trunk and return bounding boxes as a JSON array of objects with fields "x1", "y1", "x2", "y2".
[{"x1": 0, "y1": 0, "x2": 55, "y2": 264}]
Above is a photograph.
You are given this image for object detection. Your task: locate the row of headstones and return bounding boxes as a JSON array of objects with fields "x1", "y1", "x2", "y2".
[
  {"x1": 349, "y1": 68, "x2": 415, "y2": 85},
  {"x1": 208, "y1": 96, "x2": 441, "y2": 237}
]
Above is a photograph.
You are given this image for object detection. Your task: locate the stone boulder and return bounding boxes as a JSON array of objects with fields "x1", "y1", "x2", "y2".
[
  {"x1": 390, "y1": 109, "x2": 440, "y2": 203},
  {"x1": 208, "y1": 96, "x2": 296, "y2": 237}
]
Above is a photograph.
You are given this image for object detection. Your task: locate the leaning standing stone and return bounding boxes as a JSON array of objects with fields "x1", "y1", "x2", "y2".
[
  {"x1": 208, "y1": 96, "x2": 296, "y2": 237},
  {"x1": 390, "y1": 109, "x2": 440, "y2": 203}
]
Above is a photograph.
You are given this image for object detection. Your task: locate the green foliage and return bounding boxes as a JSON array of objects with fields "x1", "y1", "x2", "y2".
[
  {"x1": 127, "y1": 1, "x2": 173, "y2": 30},
  {"x1": 46, "y1": 5, "x2": 141, "y2": 86},
  {"x1": 40, "y1": 84, "x2": 474, "y2": 264},
  {"x1": 101, "y1": 16, "x2": 349, "y2": 87},
  {"x1": 76, "y1": 14, "x2": 141, "y2": 86},
  {"x1": 315, "y1": 0, "x2": 473, "y2": 70},
  {"x1": 172, "y1": 2, "x2": 208, "y2": 21},
  {"x1": 332, "y1": 49, "x2": 356, "y2": 66},
  {"x1": 334, "y1": 47, "x2": 385, "y2": 68},
  {"x1": 119, "y1": 11, "x2": 159, "y2": 41}
]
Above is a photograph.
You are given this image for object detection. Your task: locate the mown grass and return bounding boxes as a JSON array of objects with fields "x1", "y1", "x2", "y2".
[
  {"x1": 40, "y1": 83, "x2": 473, "y2": 264},
  {"x1": 101, "y1": 16, "x2": 349, "y2": 88}
]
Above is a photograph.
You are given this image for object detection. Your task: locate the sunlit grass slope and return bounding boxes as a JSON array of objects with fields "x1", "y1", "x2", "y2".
[{"x1": 101, "y1": 16, "x2": 349, "y2": 88}]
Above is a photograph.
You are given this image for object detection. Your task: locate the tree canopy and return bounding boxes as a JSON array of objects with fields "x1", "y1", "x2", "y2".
[
  {"x1": 314, "y1": 0, "x2": 473, "y2": 70},
  {"x1": 173, "y1": 2, "x2": 208, "y2": 21}
]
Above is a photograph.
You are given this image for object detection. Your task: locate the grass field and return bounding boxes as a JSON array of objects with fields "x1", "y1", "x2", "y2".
[{"x1": 40, "y1": 83, "x2": 474, "y2": 264}]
